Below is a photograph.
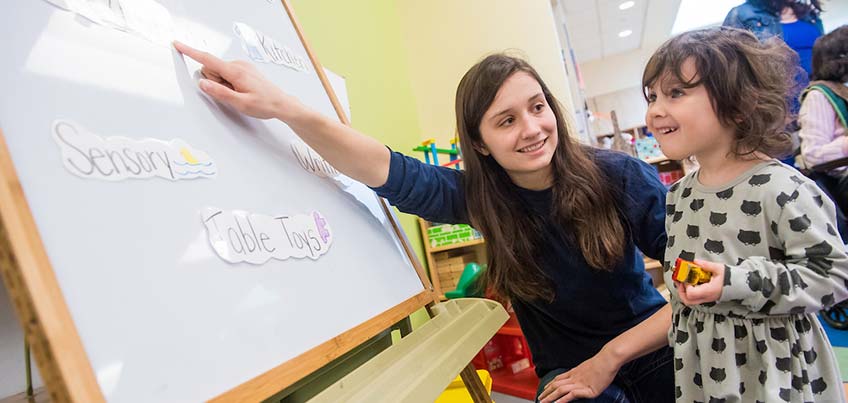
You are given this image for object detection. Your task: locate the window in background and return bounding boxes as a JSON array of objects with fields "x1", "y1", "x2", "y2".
[{"x1": 672, "y1": 0, "x2": 744, "y2": 34}]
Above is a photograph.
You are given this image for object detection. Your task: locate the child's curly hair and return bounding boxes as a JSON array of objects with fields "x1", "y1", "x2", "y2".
[{"x1": 642, "y1": 27, "x2": 799, "y2": 158}]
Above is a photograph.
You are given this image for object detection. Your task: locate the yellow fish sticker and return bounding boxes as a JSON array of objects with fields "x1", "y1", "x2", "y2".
[{"x1": 180, "y1": 147, "x2": 199, "y2": 164}]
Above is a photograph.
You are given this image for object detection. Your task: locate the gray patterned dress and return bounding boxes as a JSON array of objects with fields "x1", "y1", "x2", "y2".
[{"x1": 663, "y1": 160, "x2": 848, "y2": 402}]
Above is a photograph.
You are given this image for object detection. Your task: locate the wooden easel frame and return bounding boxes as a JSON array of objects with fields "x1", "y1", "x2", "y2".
[{"x1": 0, "y1": 1, "x2": 493, "y2": 402}]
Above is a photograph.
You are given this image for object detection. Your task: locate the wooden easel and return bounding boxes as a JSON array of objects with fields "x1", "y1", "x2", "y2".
[{"x1": 0, "y1": 1, "x2": 506, "y2": 401}]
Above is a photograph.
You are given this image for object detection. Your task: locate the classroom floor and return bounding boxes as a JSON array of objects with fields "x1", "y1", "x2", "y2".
[
  {"x1": 822, "y1": 313, "x2": 848, "y2": 382},
  {"x1": 814, "y1": 313, "x2": 848, "y2": 396},
  {"x1": 491, "y1": 392, "x2": 533, "y2": 403}
]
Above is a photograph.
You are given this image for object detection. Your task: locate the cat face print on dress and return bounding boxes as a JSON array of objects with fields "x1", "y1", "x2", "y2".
[
  {"x1": 748, "y1": 174, "x2": 771, "y2": 186},
  {"x1": 716, "y1": 187, "x2": 733, "y2": 200},
  {"x1": 690, "y1": 198, "x2": 705, "y2": 211},
  {"x1": 776, "y1": 190, "x2": 800, "y2": 207},
  {"x1": 704, "y1": 239, "x2": 725, "y2": 254},
  {"x1": 740, "y1": 200, "x2": 762, "y2": 216},
  {"x1": 788, "y1": 214, "x2": 811, "y2": 233},
  {"x1": 710, "y1": 212, "x2": 727, "y2": 226}
]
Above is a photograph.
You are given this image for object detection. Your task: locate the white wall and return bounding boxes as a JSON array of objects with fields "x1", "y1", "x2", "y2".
[
  {"x1": 581, "y1": 47, "x2": 659, "y2": 99},
  {"x1": 580, "y1": 48, "x2": 656, "y2": 137},
  {"x1": 588, "y1": 86, "x2": 648, "y2": 136},
  {"x1": 823, "y1": 1, "x2": 848, "y2": 33}
]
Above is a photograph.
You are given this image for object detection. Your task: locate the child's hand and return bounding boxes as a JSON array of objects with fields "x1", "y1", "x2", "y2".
[{"x1": 675, "y1": 260, "x2": 725, "y2": 305}]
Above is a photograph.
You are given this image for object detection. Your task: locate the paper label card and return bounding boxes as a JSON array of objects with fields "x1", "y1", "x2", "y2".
[
  {"x1": 200, "y1": 208, "x2": 333, "y2": 264},
  {"x1": 43, "y1": 0, "x2": 128, "y2": 30},
  {"x1": 232, "y1": 22, "x2": 310, "y2": 72},
  {"x1": 53, "y1": 120, "x2": 217, "y2": 181},
  {"x1": 43, "y1": 0, "x2": 176, "y2": 46},
  {"x1": 290, "y1": 140, "x2": 340, "y2": 178}
]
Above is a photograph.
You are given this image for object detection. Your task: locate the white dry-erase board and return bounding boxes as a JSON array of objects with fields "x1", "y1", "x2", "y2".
[{"x1": 0, "y1": 0, "x2": 433, "y2": 402}]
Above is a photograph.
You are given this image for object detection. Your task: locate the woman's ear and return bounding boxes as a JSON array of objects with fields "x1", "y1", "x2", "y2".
[{"x1": 475, "y1": 143, "x2": 490, "y2": 156}]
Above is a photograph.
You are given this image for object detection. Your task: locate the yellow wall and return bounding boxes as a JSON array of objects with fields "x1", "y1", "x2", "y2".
[
  {"x1": 398, "y1": 0, "x2": 574, "y2": 146},
  {"x1": 289, "y1": 0, "x2": 426, "y2": 266}
]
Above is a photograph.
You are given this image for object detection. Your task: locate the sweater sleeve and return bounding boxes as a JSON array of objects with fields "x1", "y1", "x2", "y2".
[
  {"x1": 719, "y1": 181, "x2": 848, "y2": 315},
  {"x1": 369, "y1": 150, "x2": 468, "y2": 224},
  {"x1": 799, "y1": 90, "x2": 847, "y2": 167},
  {"x1": 619, "y1": 156, "x2": 668, "y2": 261}
]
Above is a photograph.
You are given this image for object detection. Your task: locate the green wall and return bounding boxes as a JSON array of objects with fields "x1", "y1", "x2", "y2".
[
  {"x1": 289, "y1": 0, "x2": 430, "y2": 327},
  {"x1": 289, "y1": 0, "x2": 425, "y2": 263}
]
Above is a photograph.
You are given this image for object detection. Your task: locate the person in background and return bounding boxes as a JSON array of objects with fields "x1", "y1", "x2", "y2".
[
  {"x1": 799, "y1": 25, "x2": 848, "y2": 224},
  {"x1": 724, "y1": 0, "x2": 824, "y2": 77},
  {"x1": 724, "y1": 0, "x2": 825, "y2": 166}
]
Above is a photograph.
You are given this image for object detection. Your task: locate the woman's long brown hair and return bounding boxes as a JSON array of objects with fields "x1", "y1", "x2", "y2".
[{"x1": 455, "y1": 54, "x2": 625, "y2": 302}]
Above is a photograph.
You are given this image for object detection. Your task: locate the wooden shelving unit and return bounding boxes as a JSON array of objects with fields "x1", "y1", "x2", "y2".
[
  {"x1": 418, "y1": 218, "x2": 488, "y2": 299},
  {"x1": 643, "y1": 257, "x2": 664, "y2": 290},
  {"x1": 429, "y1": 238, "x2": 485, "y2": 253},
  {"x1": 595, "y1": 125, "x2": 646, "y2": 141}
]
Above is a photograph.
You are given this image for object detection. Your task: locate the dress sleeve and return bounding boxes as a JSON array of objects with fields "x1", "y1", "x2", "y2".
[
  {"x1": 369, "y1": 150, "x2": 468, "y2": 224},
  {"x1": 719, "y1": 181, "x2": 848, "y2": 315}
]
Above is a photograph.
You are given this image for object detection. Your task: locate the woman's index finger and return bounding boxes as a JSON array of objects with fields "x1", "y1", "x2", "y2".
[{"x1": 173, "y1": 41, "x2": 232, "y2": 76}]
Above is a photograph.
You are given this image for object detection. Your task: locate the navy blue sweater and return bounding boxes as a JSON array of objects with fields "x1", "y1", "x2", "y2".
[{"x1": 371, "y1": 149, "x2": 668, "y2": 376}]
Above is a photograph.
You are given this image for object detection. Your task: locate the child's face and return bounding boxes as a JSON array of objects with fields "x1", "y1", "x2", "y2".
[
  {"x1": 645, "y1": 59, "x2": 736, "y2": 162},
  {"x1": 478, "y1": 71, "x2": 558, "y2": 190}
]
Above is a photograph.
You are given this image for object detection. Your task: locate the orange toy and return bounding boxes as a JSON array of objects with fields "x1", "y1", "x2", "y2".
[{"x1": 672, "y1": 258, "x2": 711, "y2": 285}]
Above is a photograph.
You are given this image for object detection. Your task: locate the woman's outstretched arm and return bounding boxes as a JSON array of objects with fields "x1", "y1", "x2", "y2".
[{"x1": 173, "y1": 41, "x2": 391, "y2": 187}]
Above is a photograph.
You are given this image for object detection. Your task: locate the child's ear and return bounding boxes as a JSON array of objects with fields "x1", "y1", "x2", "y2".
[{"x1": 475, "y1": 144, "x2": 490, "y2": 156}]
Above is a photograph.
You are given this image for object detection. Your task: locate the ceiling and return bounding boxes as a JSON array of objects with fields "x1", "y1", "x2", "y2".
[
  {"x1": 556, "y1": 0, "x2": 848, "y2": 64},
  {"x1": 556, "y1": 0, "x2": 651, "y2": 62}
]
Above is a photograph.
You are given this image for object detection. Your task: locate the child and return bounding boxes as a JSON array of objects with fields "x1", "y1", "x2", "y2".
[
  {"x1": 644, "y1": 26, "x2": 848, "y2": 402},
  {"x1": 174, "y1": 42, "x2": 676, "y2": 402},
  {"x1": 798, "y1": 26, "x2": 848, "y2": 214}
]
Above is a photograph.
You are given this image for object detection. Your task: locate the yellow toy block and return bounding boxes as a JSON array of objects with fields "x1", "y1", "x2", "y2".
[
  {"x1": 435, "y1": 369, "x2": 493, "y2": 403},
  {"x1": 672, "y1": 258, "x2": 711, "y2": 285}
]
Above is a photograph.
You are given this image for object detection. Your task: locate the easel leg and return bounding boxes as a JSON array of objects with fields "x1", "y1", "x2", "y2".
[
  {"x1": 25, "y1": 340, "x2": 33, "y2": 396},
  {"x1": 460, "y1": 363, "x2": 492, "y2": 403}
]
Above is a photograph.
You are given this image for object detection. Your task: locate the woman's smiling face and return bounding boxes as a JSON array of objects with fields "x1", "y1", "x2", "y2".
[{"x1": 477, "y1": 71, "x2": 558, "y2": 190}]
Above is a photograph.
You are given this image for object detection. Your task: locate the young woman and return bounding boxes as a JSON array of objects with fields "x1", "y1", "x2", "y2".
[{"x1": 174, "y1": 42, "x2": 675, "y2": 402}]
